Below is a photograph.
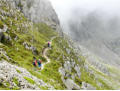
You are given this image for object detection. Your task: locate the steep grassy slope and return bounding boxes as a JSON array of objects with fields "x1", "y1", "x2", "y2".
[
  {"x1": 0, "y1": 1, "x2": 57, "y2": 89},
  {"x1": 0, "y1": 1, "x2": 56, "y2": 67}
]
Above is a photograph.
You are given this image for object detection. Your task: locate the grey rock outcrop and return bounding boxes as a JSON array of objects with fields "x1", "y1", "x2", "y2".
[
  {"x1": 81, "y1": 82, "x2": 96, "y2": 90},
  {"x1": 0, "y1": 48, "x2": 12, "y2": 61},
  {"x1": 59, "y1": 67, "x2": 80, "y2": 90},
  {"x1": 2, "y1": 0, "x2": 60, "y2": 30},
  {"x1": 59, "y1": 60, "x2": 82, "y2": 90},
  {"x1": 64, "y1": 61, "x2": 72, "y2": 73},
  {"x1": 0, "y1": 61, "x2": 54, "y2": 90},
  {"x1": 74, "y1": 65, "x2": 81, "y2": 78},
  {"x1": 23, "y1": 42, "x2": 38, "y2": 55},
  {"x1": 63, "y1": 78, "x2": 80, "y2": 90}
]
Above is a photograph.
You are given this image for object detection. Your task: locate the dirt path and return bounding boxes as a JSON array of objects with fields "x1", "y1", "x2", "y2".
[{"x1": 41, "y1": 36, "x2": 56, "y2": 70}]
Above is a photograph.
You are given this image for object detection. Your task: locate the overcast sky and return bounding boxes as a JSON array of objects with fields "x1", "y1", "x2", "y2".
[{"x1": 49, "y1": 0, "x2": 120, "y2": 21}]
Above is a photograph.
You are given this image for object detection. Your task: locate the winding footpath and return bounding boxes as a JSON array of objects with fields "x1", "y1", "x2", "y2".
[{"x1": 41, "y1": 36, "x2": 57, "y2": 70}]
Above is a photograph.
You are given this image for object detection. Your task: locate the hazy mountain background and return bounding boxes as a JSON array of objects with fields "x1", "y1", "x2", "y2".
[
  {"x1": 67, "y1": 10, "x2": 120, "y2": 67},
  {"x1": 50, "y1": 0, "x2": 120, "y2": 67}
]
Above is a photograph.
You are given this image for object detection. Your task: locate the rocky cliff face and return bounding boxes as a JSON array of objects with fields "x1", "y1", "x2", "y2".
[{"x1": 2, "y1": 0, "x2": 60, "y2": 30}]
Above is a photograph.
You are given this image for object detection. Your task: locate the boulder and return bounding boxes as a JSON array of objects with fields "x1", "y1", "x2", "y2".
[
  {"x1": 66, "y1": 48, "x2": 71, "y2": 54},
  {"x1": 74, "y1": 65, "x2": 81, "y2": 78},
  {"x1": 64, "y1": 61, "x2": 71, "y2": 72},
  {"x1": 81, "y1": 82, "x2": 96, "y2": 90},
  {"x1": 64, "y1": 79, "x2": 80, "y2": 90}
]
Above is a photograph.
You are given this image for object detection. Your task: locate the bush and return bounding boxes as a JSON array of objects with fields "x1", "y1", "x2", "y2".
[
  {"x1": 64, "y1": 76, "x2": 68, "y2": 80},
  {"x1": 0, "y1": 20, "x2": 4, "y2": 29}
]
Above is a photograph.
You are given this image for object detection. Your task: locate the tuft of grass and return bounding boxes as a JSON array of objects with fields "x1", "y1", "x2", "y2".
[
  {"x1": 24, "y1": 77, "x2": 35, "y2": 85},
  {"x1": 13, "y1": 77, "x2": 19, "y2": 86},
  {"x1": 39, "y1": 86, "x2": 48, "y2": 90},
  {"x1": 71, "y1": 67, "x2": 77, "y2": 73},
  {"x1": 5, "y1": 82, "x2": 10, "y2": 87},
  {"x1": 12, "y1": 87, "x2": 20, "y2": 90},
  {"x1": 16, "y1": 69, "x2": 22, "y2": 73},
  {"x1": 64, "y1": 76, "x2": 68, "y2": 80},
  {"x1": 75, "y1": 76, "x2": 82, "y2": 86}
]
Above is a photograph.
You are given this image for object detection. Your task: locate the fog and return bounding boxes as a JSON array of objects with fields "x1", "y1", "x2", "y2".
[
  {"x1": 49, "y1": 0, "x2": 120, "y2": 66},
  {"x1": 50, "y1": 0, "x2": 120, "y2": 33},
  {"x1": 50, "y1": 0, "x2": 120, "y2": 21}
]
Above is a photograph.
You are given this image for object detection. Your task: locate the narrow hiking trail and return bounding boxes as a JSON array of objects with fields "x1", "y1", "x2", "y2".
[{"x1": 41, "y1": 36, "x2": 57, "y2": 70}]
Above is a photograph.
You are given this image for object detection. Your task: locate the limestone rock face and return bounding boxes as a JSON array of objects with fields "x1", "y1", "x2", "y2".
[
  {"x1": 3, "y1": 0, "x2": 60, "y2": 30},
  {"x1": 0, "y1": 61, "x2": 54, "y2": 90},
  {"x1": 59, "y1": 67, "x2": 80, "y2": 90}
]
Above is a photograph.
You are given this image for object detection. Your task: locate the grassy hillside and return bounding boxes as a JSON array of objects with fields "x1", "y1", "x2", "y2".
[{"x1": 0, "y1": 1, "x2": 58, "y2": 89}]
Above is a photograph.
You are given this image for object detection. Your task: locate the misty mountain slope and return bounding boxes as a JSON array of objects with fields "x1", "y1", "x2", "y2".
[
  {"x1": 70, "y1": 41, "x2": 120, "y2": 89},
  {"x1": 59, "y1": 10, "x2": 120, "y2": 89},
  {"x1": 67, "y1": 11, "x2": 120, "y2": 67}
]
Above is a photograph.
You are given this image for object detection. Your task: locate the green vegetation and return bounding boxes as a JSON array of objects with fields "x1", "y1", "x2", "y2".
[
  {"x1": 75, "y1": 76, "x2": 82, "y2": 86},
  {"x1": 0, "y1": 2, "x2": 60, "y2": 89},
  {"x1": 0, "y1": 53, "x2": 8, "y2": 61},
  {"x1": 0, "y1": 82, "x2": 19, "y2": 90},
  {"x1": 24, "y1": 77, "x2": 35, "y2": 85},
  {"x1": 0, "y1": 83, "x2": 10, "y2": 90},
  {"x1": 30, "y1": 60, "x2": 66, "y2": 90},
  {"x1": 64, "y1": 76, "x2": 68, "y2": 80},
  {"x1": 80, "y1": 67, "x2": 99, "y2": 89},
  {"x1": 0, "y1": 80, "x2": 19, "y2": 90},
  {"x1": 0, "y1": 1, "x2": 56, "y2": 70},
  {"x1": 16, "y1": 69, "x2": 22, "y2": 73},
  {"x1": 12, "y1": 87, "x2": 20, "y2": 90},
  {"x1": 13, "y1": 77, "x2": 19, "y2": 86},
  {"x1": 0, "y1": 20, "x2": 4, "y2": 29},
  {"x1": 71, "y1": 67, "x2": 77, "y2": 73},
  {"x1": 39, "y1": 86, "x2": 48, "y2": 90},
  {"x1": 5, "y1": 82, "x2": 10, "y2": 87}
]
